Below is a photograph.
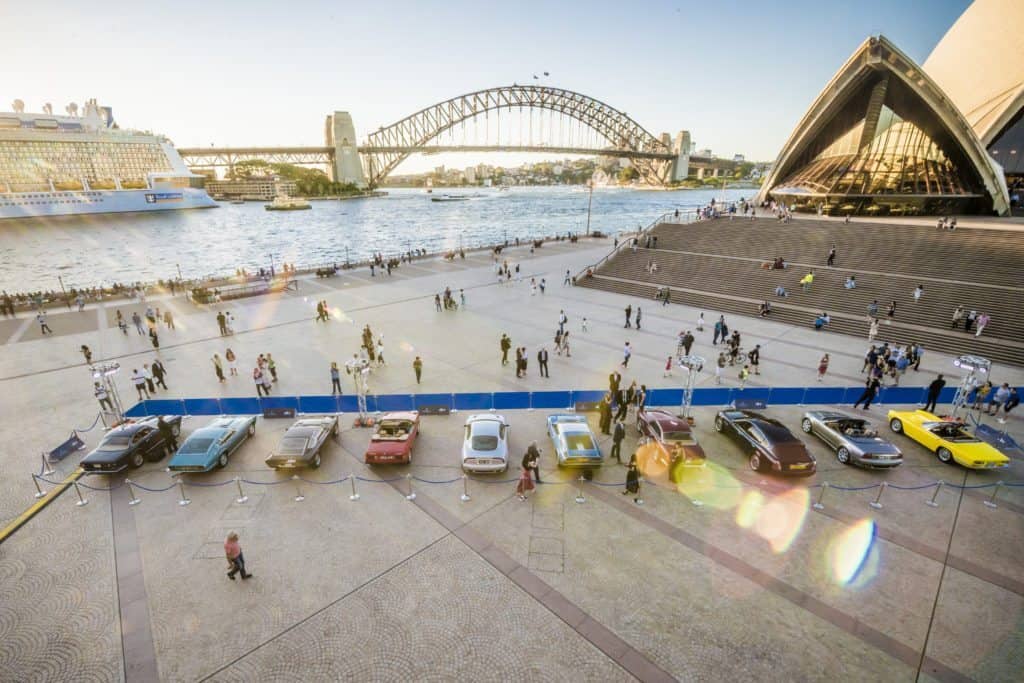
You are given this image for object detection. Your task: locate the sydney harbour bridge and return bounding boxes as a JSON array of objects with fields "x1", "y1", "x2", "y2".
[{"x1": 178, "y1": 85, "x2": 694, "y2": 188}]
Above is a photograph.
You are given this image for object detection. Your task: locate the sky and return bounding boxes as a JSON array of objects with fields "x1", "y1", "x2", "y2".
[{"x1": 0, "y1": 0, "x2": 971, "y2": 173}]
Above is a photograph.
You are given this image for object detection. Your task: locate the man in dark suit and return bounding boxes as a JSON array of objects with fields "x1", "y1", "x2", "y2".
[
  {"x1": 537, "y1": 347, "x2": 549, "y2": 378},
  {"x1": 599, "y1": 393, "x2": 613, "y2": 435},
  {"x1": 609, "y1": 371, "x2": 621, "y2": 397},
  {"x1": 611, "y1": 420, "x2": 626, "y2": 464},
  {"x1": 614, "y1": 388, "x2": 630, "y2": 422},
  {"x1": 924, "y1": 374, "x2": 945, "y2": 413}
]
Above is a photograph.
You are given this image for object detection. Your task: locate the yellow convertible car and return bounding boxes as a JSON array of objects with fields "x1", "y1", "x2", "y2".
[{"x1": 886, "y1": 409, "x2": 1010, "y2": 469}]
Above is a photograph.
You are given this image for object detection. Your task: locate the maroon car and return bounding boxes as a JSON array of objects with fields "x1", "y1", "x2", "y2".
[
  {"x1": 365, "y1": 411, "x2": 420, "y2": 464},
  {"x1": 636, "y1": 409, "x2": 706, "y2": 481}
]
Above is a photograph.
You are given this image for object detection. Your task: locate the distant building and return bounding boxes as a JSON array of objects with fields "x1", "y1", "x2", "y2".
[
  {"x1": 205, "y1": 176, "x2": 298, "y2": 200},
  {"x1": 732, "y1": 154, "x2": 745, "y2": 163},
  {"x1": 464, "y1": 166, "x2": 476, "y2": 184}
]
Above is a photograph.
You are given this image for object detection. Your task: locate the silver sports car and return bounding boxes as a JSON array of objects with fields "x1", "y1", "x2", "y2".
[
  {"x1": 461, "y1": 414, "x2": 510, "y2": 472},
  {"x1": 801, "y1": 411, "x2": 902, "y2": 468}
]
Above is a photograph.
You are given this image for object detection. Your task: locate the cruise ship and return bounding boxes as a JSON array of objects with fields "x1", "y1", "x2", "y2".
[{"x1": 0, "y1": 98, "x2": 216, "y2": 219}]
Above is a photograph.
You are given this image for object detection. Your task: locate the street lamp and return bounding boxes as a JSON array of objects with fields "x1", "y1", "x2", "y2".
[{"x1": 585, "y1": 177, "x2": 594, "y2": 236}]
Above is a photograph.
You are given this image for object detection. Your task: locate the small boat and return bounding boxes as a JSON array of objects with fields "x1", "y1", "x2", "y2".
[
  {"x1": 265, "y1": 195, "x2": 311, "y2": 211},
  {"x1": 230, "y1": 198, "x2": 245, "y2": 205},
  {"x1": 431, "y1": 194, "x2": 470, "y2": 203}
]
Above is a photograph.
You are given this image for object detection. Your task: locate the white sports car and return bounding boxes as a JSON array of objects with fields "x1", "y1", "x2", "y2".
[{"x1": 461, "y1": 414, "x2": 510, "y2": 472}]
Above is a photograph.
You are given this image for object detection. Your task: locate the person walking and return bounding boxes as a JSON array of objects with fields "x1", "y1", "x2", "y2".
[
  {"x1": 624, "y1": 304, "x2": 632, "y2": 328},
  {"x1": 132, "y1": 311, "x2": 145, "y2": 335},
  {"x1": 376, "y1": 337, "x2": 385, "y2": 366},
  {"x1": 975, "y1": 313, "x2": 990, "y2": 337},
  {"x1": 558, "y1": 310, "x2": 567, "y2": 334},
  {"x1": 537, "y1": 346, "x2": 549, "y2": 378},
  {"x1": 213, "y1": 353, "x2": 225, "y2": 383},
  {"x1": 563, "y1": 269, "x2": 571, "y2": 286},
  {"x1": 749, "y1": 344, "x2": 761, "y2": 375},
  {"x1": 826, "y1": 245, "x2": 836, "y2": 267},
  {"x1": 986, "y1": 383, "x2": 1011, "y2": 416},
  {"x1": 964, "y1": 310, "x2": 977, "y2": 333},
  {"x1": 924, "y1": 374, "x2": 945, "y2": 413},
  {"x1": 500, "y1": 334, "x2": 511, "y2": 365},
  {"x1": 621, "y1": 342, "x2": 632, "y2": 368},
  {"x1": 515, "y1": 462, "x2": 535, "y2": 501},
  {"x1": 266, "y1": 353, "x2": 278, "y2": 382},
  {"x1": 682, "y1": 330, "x2": 694, "y2": 356},
  {"x1": 94, "y1": 381, "x2": 114, "y2": 412},
  {"x1": 164, "y1": 309, "x2": 175, "y2": 330},
  {"x1": 738, "y1": 364, "x2": 750, "y2": 389},
  {"x1": 224, "y1": 532, "x2": 252, "y2": 580},
  {"x1": 853, "y1": 376, "x2": 881, "y2": 410},
  {"x1": 611, "y1": 419, "x2": 626, "y2": 464},
  {"x1": 715, "y1": 352, "x2": 726, "y2": 385},
  {"x1": 696, "y1": 312, "x2": 705, "y2": 332},
  {"x1": 151, "y1": 359, "x2": 168, "y2": 390},
  {"x1": 950, "y1": 305, "x2": 964, "y2": 329},
  {"x1": 886, "y1": 300, "x2": 896, "y2": 325},
  {"x1": 149, "y1": 327, "x2": 160, "y2": 349},
  {"x1": 913, "y1": 284, "x2": 924, "y2": 303},
  {"x1": 253, "y1": 367, "x2": 269, "y2": 396},
  {"x1": 225, "y1": 348, "x2": 237, "y2": 376},
  {"x1": 413, "y1": 356, "x2": 423, "y2": 384},
  {"x1": 216, "y1": 311, "x2": 227, "y2": 335},
  {"x1": 635, "y1": 306, "x2": 642, "y2": 330},
  {"x1": 816, "y1": 354, "x2": 830, "y2": 382},
  {"x1": 622, "y1": 454, "x2": 641, "y2": 504},
  {"x1": 868, "y1": 317, "x2": 879, "y2": 342},
  {"x1": 561, "y1": 330, "x2": 571, "y2": 357},
  {"x1": 81, "y1": 344, "x2": 93, "y2": 365},
  {"x1": 663, "y1": 356, "x2": 674, "y2": 378},
  {"x1": 598, "y1": 393, "x2": 613, "y2": 435},
  {"x1": 36, "y1": 311, "x2": 52, "y2": 335},
  {"x1": 330, "y1": 362, "x2": 342, "y2": 394},
  {"x1": 998, "y1": 387, "x2": 1019, "y2": 424},
  {"x1": 522, "y1": 442, "x2": 542, "y2": 483},
  {"x1": 131, "y1": 368, "x2": 150, "y2": 400}
]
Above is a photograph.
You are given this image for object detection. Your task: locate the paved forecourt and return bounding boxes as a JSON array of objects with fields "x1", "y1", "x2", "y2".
[{"x1": 1, "y1": 238, "x2": 1022, "y2": 681}]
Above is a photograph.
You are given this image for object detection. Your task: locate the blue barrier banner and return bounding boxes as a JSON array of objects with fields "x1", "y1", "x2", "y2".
[
  {"x1": 338, "y1": 395, "x2": 360, "y2": 413},
  {"x1": 377, "y1": 394, "x2": 414, "y2": 412},
  {"x1": 571, "y1": 390, "x2": 604, "y2": 406},
  {"x1": 693, "y1": 388, "x2": 731, "y2": 406},
  {"x1": 220, "y1": 397, "x2": 262, "y2": 415},
  {"x1": 454, "y1": 393, "x2": 492, "y2": 411},
  {"x1": 183, "y1": 398, "x2": 222, "y2": 416},
  {"x1": 841, "y1": 387, "x2": 864, "y2": 404},
  {"x1": 494, "y1": 392, "x2": 530, "y2": 410},
  {"x1": 879, "y1": 386, "x2": 925, "y2": 405},
  {"x1": 259, "y1": 395, "x2": 300, "y2": 412},
  {"x1": 298, "y1": 395, "x2": 341, "y2": 414},
  {"x1": 414, "y1": 393, "x2": 453, "y2": 411},
  {"x1": 647, "y1": 388, "x2": 683, "y2": 407},
  {"x1": 938, "y1": 386, "x2": 958, "y2": 403},
  {"x1": 141, "y1": 399, "x2": 187, "y2": 417},
  {"x1": 363, "y1": 395, "x2": 379, "y2": 414},
  {"x1": 531, "y1": 391, "x2": 572, "y2": 409},
  {"x1": 49, "y1": 433, "x2": 85, "y2": 461},
  {"x1": 974, "y1": 424, "x2": 1023, "y2": 456},
  {"x1": 768, "y1": 387, "x2": 804, "y2": 405},
  {"x1": 736, "y1": 387, "x2": 771, "y2": 405},
  {"x1": 802, "y1": 387, "x2": 846, "y2": 405},
  {"x1": 124, "y1": 402, "x2": 149, "y2": 418}
]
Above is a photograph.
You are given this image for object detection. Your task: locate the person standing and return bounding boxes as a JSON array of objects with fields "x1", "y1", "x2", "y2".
[
  {"x1": 950, "y1": 305, "x2": 964, "y2": 329},
  {"x1": 621, "y1": 342, "x2": 632, "y2": 368},
  {"x1": 614, "y1": 386, "x2": 630, "y2": 423},
  {"x1": 816, "y1": 354, "x2": 830, "y2": 382},
  {"x1": 886, "y1": 300, "x2": 896, "y2": 325},
  {"x1": 225, "y1": 348, "x2": 237, "y2": 376},
  {"x1": 826, "y1": 245, "x2": 836, "y2": 267},
  {"x1": 413, "y1": 356, "x2": 423, "y2": 384},
  {"x1": 913, "y1": 284, "x2": 924, "y2": 303},
  {"x1": 912, "y1": 342, "x2": 924, "y2": 371},
  {"x1": 853, "y1": 376, "x2": 881, "y2": 410},
  {"x1": 216, "y1": 311, "x2": 227, "y2": 335},
  {"x1": 999, "y1": 388, "x2": 1019, "y2": 424},
  {"x1": 563, "y1": 269, "x2": 571, "y2": 286},
  {"x1": 500, "y1": 334, "x2": 511, "y2": 365},
  {"x1": 158, "y1": 416, "x2": 178, "y2": 451},
  {"x1": 599, "y1": 393, "x2": 613, "y2": 435},
  {"x1": 635, "y1": 306, "x2": 642, "y2": 330},
  {"x1": 330, "y1": 362, "x2": 342, "y2": 394},
  {"x1": 624, "y1": 304, "x2": 632, "y2": 328},
  {"x1": 682, "y1": 330, "x2": 694, "y2": 356},
  {"x1": 213, "y1": 353, "x2": 225, "y2": 383},
  {"x1": 749, "y1": 344, "x2": 761, "y2": 375},
  {"x1": 964, "y1": 310, "x2": 977, "y2": 333},
  {"x1": 94, "y1": 382, "x2": 114, "y2": 412},
  {"x1": 224, "y1": 532, "x2": 252, "y2": 580},
  {"x1": 622, "y1": 454, "x2": 641, "y2": 504},
  {"x1": 663, "y1": 356, "x2": 674, "y2": 378},
  {"x1": 867, "y1": 300, "x2": 879, "y2": 318},
  {"x1": 253, "y1": 367, "x2": 269, "y2": 396},
  {"x1": 609, "y1": 371, "x2": 622, "y2": 397},
  {"x1": 131, "y1": 368, "x2": 150, "y2": 400},
  {"x1": 522, "y1": 442, "x2": 542, "y2": 483},
  {"x1": 986, "y1": 383, "x2": 1011, "y2": 416},
  {"x1": 81, "y1": 344, "x2": 93, "y2": 364},
  {"x1": 558, "y1": 310, "x2": 567, "y2": 334},
  {"x1": 715, "y1": 352, "x2": 726, "y2": 385},
  {"x1": 164, "y1": 309, "x2": 175, "y2": 330},
  {"x1": 713, "y1": 317, "x2": 722, "y2": 345},
  {"x1": 611, "y1": 420, "x2": 626, "y2": 464},
  {"x1": 266, "y1": 353, "x2": 278, "y2": 382},
  {"x1": 36, "y1": 311, "x2": 52, "y2": 335},
  {"x1": 149, "y1": 327, "x2": 160, "y2": 349},
  {"x1": 924, "y1": 374, "x2": 945, "y2": 413},
  {"x1": 151, "y1": 359, "x2": 168, "y2": 390},
  {"x1": 696, "y1": 313, "x2": 705, "y2": 332},
  {"x1": 868, "y1": 317, "x2": 879, "y2": 342},
  {"x1": 738, "y1": 365, "x2": 750, "y2": 389},
  {"x1": 515, "y1": 462, "x2": 535, "y2": 501},
  {"x1": 261, "y1": 365, "x2": 273, "y2": 395},
  {"x1": 537, "y1": 346, "x2": 549, "y2": 378},
  {"x1": 975, "y1": 313, "x2": 990, "y2": 337}
]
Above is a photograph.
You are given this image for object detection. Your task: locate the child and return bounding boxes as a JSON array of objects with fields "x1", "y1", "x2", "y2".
[
  {"x1": 581, "y1": 317, "x2": 588, "y2": 332},
  {"x1": 663, "y1": 356, "x2": 674, "y2": 378}
]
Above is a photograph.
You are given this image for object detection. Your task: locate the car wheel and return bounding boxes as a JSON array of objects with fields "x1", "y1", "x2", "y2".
[
  {"x1": 131, "y1": 451, "x2": 144, "y2": 468},
  {"x1": 247, "y1": 423, "x2": 256, "y2": 436},
  {"x1": 218, "y1": 452, "x2": 228, "y2": 468},
  {"x1": 836, "y1": 447, "x2": 851, "y2": 465},
  {"x1": 801, "y1": 418, "x2": 812, "y2": 433},
  {"x1": 937, "y1": 447, "x2": 953, "y2": 464},
  {"x1": 171, "y1": 424, "x2": 180, "y2": 437},
  {"x1": 749, "y1": 453, "x2": 762, "y2": 471},
  {"x1": 889, "y1": 418, "x2": 903, "y2": 433},
  {"x1": 714, "y1": 416, "x2": 725, "y2": 432},
  {"x1": 311, "y1": 452, "x2": 321, "y2": 469}
]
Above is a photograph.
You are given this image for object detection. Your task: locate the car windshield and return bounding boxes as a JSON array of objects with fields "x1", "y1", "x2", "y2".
[
  {"x1": 278, "y1": 436, "x2": 308, "y2": 455},
  {"x1": 179, "y1": 438, "x2": 215, "y2": 454},
  {"x1": 377, "y1": 421, "x2": 412, "y2": 439},
  {"x1": 565, "y1": 433, "x2": 595, "y2": 451},
  {"x1": 663, "y1": 431, "x2": 695, "y2": 443},
  {"x1": 471, "y1": 435, "x2": 499, "y2": 451},
  {"x1": 98, "y1": 435, "x2": 130, "y2": 451}
]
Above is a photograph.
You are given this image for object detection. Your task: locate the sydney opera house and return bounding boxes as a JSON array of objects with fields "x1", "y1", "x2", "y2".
[{"x1": 758, "y1": 0, "x2": 1022, "y2": 216}]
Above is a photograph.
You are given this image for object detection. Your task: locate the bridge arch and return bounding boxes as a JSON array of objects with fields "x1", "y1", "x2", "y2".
[{"x1": 361, "y1": 85, "x2": 673, "y2": 187}]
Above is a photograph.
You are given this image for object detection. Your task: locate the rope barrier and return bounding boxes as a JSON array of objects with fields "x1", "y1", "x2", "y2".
[
  {"x1": 240, "y1": 478, "x2": 290, "y2": 486},
  {"x1": 588, "y1": 480, "x2": 629, "y2": 487},
  {"x1": 411, "y1": 476, "x2": 463, "y2": 484},
  {"x1": 76, "y1": 479, "x2": 125, "y2": 492},
  {"x1": 355, "y1": 475, "x2": 405, "y2": 483},
  {"x1": 72, "y1": 414, "x2": 103, "y2": 434},
  {"x1": 945, "y1": 482, "x2": 999, "y2": 490},
  {"x1": 827, "y1": 483, "x2": 882, "y2": 492},
  {"x1": 471, "y1": 477, "x2": 522, "y2": 484},
  {"x1": 131, "y1": 481, "x2": 178, "y2": 493},
  {"x1": 887, "y1": 482, "x2": 942, "y2": 491},
  {"x1": 180, "y1": 479, "x2": 235, "y2": 488},
  {"x1": 297, "y1": 476, "x2": 352, "y2": 486},
  {"x1": 33, "y1": 474, "x2": 73, "y2": 487}
]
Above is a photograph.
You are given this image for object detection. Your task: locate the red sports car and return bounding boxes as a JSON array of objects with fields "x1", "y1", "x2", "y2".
[
  {"x1": 636, "y1": 409, "x2": 706, "y2": 481},
  {"x1": 365, "y1": 411, "x2": 420, "y2": 464}
]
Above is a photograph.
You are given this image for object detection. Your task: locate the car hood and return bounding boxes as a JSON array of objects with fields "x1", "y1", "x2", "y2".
[
  {"x1": 168, "y1": 450, "x2": 215, "y2": 468},
  {"x1": 82, "y1": 449, "x2": 129, "y2": 465}
]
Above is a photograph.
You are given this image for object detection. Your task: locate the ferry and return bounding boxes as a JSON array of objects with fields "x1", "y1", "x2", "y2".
[
  {"x1": 0, "y1": 99, "x2": 216, "y2": 220},
  {"x1": 265, "y1": 194, "x2": 311, "y2": 211},
  {"x1": 431, "y1": 194, "x2": 470, "y2": 203}
]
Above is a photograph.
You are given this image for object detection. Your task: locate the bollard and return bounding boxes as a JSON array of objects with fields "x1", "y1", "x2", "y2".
[
  {"x1": 813, "y1": 482, "x2": 828, "y2": 511},
  {"x1": 460, "y1": 474, "x2": 471, "y2": 502},
  {"x1": 405, "y1": 473, "x2": 416, "y2": 501},
  {"x1": 869, "y1": 481, "x2": 887, "y2": 510},
  {"x1": 574, "y1": 476, "x2": 585, "y2": 504},
  {"x1": 176, "y1": 479, "x2": 191, "y2": 506},
  {"x1": 292, "y1": 474, "x2": 305, "y2": 502},
  {"x1": 984, "y1": 481, "x2": 1003, "y2": 509},
  {"x1": 125, "y1": 479, "x2": 141, "y2": 506},
  {"x1": 234, "y1": 476, "x2": 248, "y2": 504},
  {"x1": 925, "y1": 481, "x2": 943, "y2": 508},
  {"x1": 349, "y1": 474, "x2": 360, "y2": 501},
  {"x1": 32, "y1": 475, "x2": 47, "y2": 499},
  {"x1": 41, "y1": 453, "x2": 55, "y2": 476},
  {"x1": 73, "y1": 481, "x2": 88, "y2": 507}
]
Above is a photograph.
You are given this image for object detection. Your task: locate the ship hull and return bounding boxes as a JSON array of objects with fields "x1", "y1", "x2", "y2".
[{"x1": 0, "y1": 188, "x2": 217, "y2": 220}]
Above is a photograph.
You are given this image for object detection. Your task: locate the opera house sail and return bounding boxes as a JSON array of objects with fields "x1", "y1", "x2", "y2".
[{"x1": 758, "y1": 36, "x2": 1010, "y2": 217}]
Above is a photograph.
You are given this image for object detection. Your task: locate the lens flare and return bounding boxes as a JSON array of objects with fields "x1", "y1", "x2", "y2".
[
  {"x1": 635, "y1": 442, "x2": 668, "y2": 480},
  {"x1": 675, "y1": 461, "x2": 744, "y2": 510},
  {"x1": 735, "y1": 490, "x2": 764, "y2": 528},
  {"x1": 828, "y1": 518, "x2": 876, "y2": 585},
  {"x1": 399, "y1": 341, "x2": 415, "y2": 353},
  {"x1": 753, "y1": 488, "x2": 809, "y2": 553}
]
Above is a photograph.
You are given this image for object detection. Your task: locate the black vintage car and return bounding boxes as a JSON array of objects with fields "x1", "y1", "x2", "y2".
[
  {"x1": 81, "y1": 416, "x2": 183, "y2": 473},
  {"x1": 713, "y1": 409, "x2": 816, "y2": 476}
]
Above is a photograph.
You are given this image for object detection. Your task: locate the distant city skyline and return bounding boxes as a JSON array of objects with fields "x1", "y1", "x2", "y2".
[{"x1": 1, "y1": 0, "x2": 970, "y2": 173}]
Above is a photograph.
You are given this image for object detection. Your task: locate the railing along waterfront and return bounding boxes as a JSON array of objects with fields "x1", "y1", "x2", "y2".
[{"x1": 574, "y1": 209, "x2": 699, "y2": 283}]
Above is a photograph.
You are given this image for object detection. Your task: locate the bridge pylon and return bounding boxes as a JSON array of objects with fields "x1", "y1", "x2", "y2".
[
  {"x1": 669, "y1": 130, "x2": 691, "y2": 182},
  {"x1": 325, "y1": 111, "x2": 367, "y2": 188}
]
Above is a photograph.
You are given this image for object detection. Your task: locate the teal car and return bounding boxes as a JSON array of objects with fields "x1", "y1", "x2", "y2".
[
  {"x1": 547, "y1": 414, "x2": 602, "y2": 469},
  {"x1": 168, "y1": 416, "x2": 257, "y2": 472}
]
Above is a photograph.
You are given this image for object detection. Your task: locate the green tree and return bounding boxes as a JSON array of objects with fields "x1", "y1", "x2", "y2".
[{"x1": 617, "y1": 166, "x2": 638, "y2": 183}]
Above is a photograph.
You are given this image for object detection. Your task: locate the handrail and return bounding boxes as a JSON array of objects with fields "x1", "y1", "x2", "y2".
[{"x1": 574, "y1": 209, "x2": 700, "y2": 282}]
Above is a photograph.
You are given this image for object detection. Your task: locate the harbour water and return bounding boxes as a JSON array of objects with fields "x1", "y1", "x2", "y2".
[{"x1": 0, "y1": 186, "x2": 751, "y2": 292}]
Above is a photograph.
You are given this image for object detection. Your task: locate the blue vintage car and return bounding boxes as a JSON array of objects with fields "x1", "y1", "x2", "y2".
[
  {"x1": 168, "y1": 416, "x2": 257, "y2": 472},
  {"x1": 546, "y1": 414, "x2": 602, "y2": 468}
]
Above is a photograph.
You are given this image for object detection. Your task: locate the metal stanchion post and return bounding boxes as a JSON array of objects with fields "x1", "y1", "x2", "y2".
[
  {"x1": 984, "y1": 481, "x2": 1003, "y2": 509},
  {"x1": 125, "y1": 479, "x2": 141, "y2": 506},
  {"x1": 32, "y1": 475, "x2": 47, "y2": 499},
  {"x1": 575, "y1": 476, "x2": 585, "y2": 504},
  {"x1": 73, "y1": 481, "x2": 88, "y2": 507},
  {"x1": 925, "y1": 481, "x2": 943, "y2": 508},
  {"x1": 176, "y1": 478, "x2": 191, "y2": 506},
  {"x1": 41, "y1": 453, "x2": 55, "y2": 476},
  {"x1": 234, "y1": 476, "x2": 248, "y2": 504},
  {"x1": 813, "y1": 482, "x2": 828, "y2": 510},
  {"x1": 293, "y1": 474, "x2": 305, "y2": 502},
  {"x1": 405, "y1": 473, "x2": 416, "y2": 501},
  {"x1": 460, "y1": 474, "x2": 471, "y2": 502},
  {"x1": 869, "y1": 482, "x2": 886, "y2": 510},
  {"x1": 349, "y1": 474, "x2": 360, "y2": 501}
]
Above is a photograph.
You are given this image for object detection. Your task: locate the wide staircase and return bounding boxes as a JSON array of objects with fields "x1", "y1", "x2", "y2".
[{"x1": 579, "y1": 217, "x2": 1024, "y2": 367}]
